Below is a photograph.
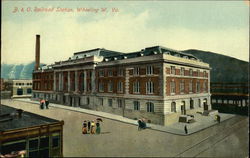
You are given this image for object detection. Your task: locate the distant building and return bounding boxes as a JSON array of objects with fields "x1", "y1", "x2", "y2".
[
  {"x1": 4, "y1": 79, "x2": 33, "y2": 98},
  {"x1": 0, "y1": 105, "x2": 64, "y2": 157},
  {"x1": 211, "y1": 82, "x2": 249, "y2": 115},
  {"x1": 33, "y1": 45, "x2": 211, "y2": 125},
  {"x1": 0, "y1": 78, "x2": 4, "y2": 91}
]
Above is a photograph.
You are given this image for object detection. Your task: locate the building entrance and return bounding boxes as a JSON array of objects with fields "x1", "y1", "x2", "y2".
[
  {"x1": 203, "y1": 98, "x2": 208, "y2": 110},
  {"x1": 17, "y1": 88, "x2": 23, "y2": 95},
  {"x1": 181, "y1": 101, "x2": 186, "y2": 115}
]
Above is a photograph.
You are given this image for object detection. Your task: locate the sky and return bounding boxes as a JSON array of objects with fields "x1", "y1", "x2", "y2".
[{"x1": 2, "y1": 1, "x2": 249, "y2": 64}]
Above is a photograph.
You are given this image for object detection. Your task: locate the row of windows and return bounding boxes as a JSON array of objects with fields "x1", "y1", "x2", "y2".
[
  {"x1": 101, "y1": 98, "x2": 155, "y2": 112},
  {"x1": 1, "y1": 133, "x2": 60, "y2": 157},
  {"x1": 15, "y1": 83, "x2": 32, "y2": 86},
  {"x1": 99, "y1": 69, "x2": 124, "y2": 77},
  {"x1": 98, "y1": 66, "x2": 155, "y2": 77},
  {"x1": 133, "y1": 66, "x2": 154, "y2": 75},
  {"x1": 170, "y1": 99, "x2": 206, "y2": 112},
  {"x1": 99, "y1": 81, "x2": 155, "y2": 94},
  {"x1": 133, "y1": 81, "x2": 154, "y2": 94},
  {"x1": 132, "y1": 101, "x2": 154, "y2": 112},
  {"x1": 34, "y1": 74, "x2": 53, "y2": 80},
  {"x1": 170, "y1": 66, "x2": 207, "y2": 77},
  {"x1": 170, "y1": 80, "x2": 207, "y2": 94},
  {"x1": 16, "y1": 88, "x2": 32, "y2": 95}
]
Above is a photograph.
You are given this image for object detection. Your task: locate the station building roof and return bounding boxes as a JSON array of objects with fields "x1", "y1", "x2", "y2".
[{"x1": 102, "y1": 46, "x2": 200, "y2": 62}]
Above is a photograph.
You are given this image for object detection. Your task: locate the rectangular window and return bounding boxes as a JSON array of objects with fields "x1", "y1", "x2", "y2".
[
  {"x1": 52, "y1": 135, "x2": 60, "y2": 148},
  {"x1": 147, "y1": 102, "x2": 154, "y2": 112},
  {"x1": 108, "y1": 99, "x2": 112, "y2": 107},
  {"x1": 2, "y1": 141, "x2": 26, "y2": 155},
  {"x1": 180, "y1": 80, "x2": 185, "y2": 93},
  {"x1": 29, "y1": 139, "x2": 38, "y2": 150},
  {"x1": 117, "y1": 99, "x2": 123, "y2": 108},
  {"x1": 197, "y1": 70, "x2": 200, "y2": 77},
  {"x1": 203, "y1": 81, "x2": 207, "y2": 92},
  {"x1": 189, "y1": 69, "x2": 193, "y2": 76},
  {"x1": 99, "y1": 82, "x2": 104, "y2": 92},
  {"x1": 133, "y1": 81, "x2": 140, "y2": 93},
  {"x1": 203, "y1": 71, "x2": 206, "y2": 78},
  {"x1": 99, "y1": 98, "x2": 103, "y2": 106},
  {"x1": 108, "y1": 81, "x2": 113, "y2": 92},
  {"x1": 180, "y1": 67, "x2": 185, "y2": 76},
  {"x1": 146, "y1": 66, "x2": 153, "y2": 75},
  {"x1": 117, "y1": 81, "x2": 123, "y2": 93},
  {"x1": 118, "y1": 69, "x2": 124, "y2": 76},
  {"x1": 171, "y1": 66, "x2": 175, "y2": 75},
  {"x1": 196, "y1": 81, "x2": 200, "y2": 93},
  {"x1": 146, "y1": 81, "x2": 154, "y2": 94},
  {"x1": 108, "y1": 69, "x2": 113, "y2": 77},
  {"x1": 170, "y1": 81, "x2": 175, "y2": 94},
  {"x1": 189, "y1": 80, "x2": 193, "y2": 92},
  {"x1": 99, "y1": 70, "x2": 104, "y2": 77},
  {"x1": 133, "y1": 67, "x2": 140, "y2": 75},
  {"x1": 89, "y1": 71, "x2": 92, "y2": 78},
  {"x1": 133, "y1": 101, "x2": 140, "y2": 110}
]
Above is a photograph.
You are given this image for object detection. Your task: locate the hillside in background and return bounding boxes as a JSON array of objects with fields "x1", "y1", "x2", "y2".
[
  {"x1": 1, "y1": 50, "x2": 249, "y2": 83},
  {"x1": 1, "y1": 62, "x2": 37, "y2": 80},
  {"x1": 182, "y1": 49, "x2": 249, "y2": 83}
]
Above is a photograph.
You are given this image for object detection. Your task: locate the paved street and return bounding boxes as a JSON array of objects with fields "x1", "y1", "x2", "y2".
[{"x1": 1, "y1": 99, "x2": 248, "y2": 157}]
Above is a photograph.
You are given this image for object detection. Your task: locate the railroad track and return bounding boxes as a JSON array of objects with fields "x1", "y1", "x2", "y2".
[{"x1": 174, "y1": 116, "x2": 248, "y2": 157}]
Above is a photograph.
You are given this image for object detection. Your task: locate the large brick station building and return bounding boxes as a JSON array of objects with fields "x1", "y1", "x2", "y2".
[{"x1": 32, "y1": 36, "x2": 211, "y2": 125}]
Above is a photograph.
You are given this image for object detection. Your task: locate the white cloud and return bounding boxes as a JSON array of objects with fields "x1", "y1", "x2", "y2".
[{"x1": 2, "y1": 9, "x2": 249, "y2": 65}]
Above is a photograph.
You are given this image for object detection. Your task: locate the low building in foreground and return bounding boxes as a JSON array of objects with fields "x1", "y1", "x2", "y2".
[
  {"x1": 32, "y1": 44, "x2": 211, "y2": 125},
  {"x1": 4, "y1": 79, "x2": 33, "y2": 98},
  {"x1": 0, "y1": 105, "x2": 64, "y2": 157}
]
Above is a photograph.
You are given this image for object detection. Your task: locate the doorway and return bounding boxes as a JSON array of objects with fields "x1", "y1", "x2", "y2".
[
  {"x1": 70, "y1": 97, "x2": 73, "y2": 106},
  {"x1": 203, "y1": 98, "x2": 208, "y2": 110},
  {"x1": 181, "y1": 101, "x2": 186, "y2": 115},
  {"x1": 17, "y1": 88, "x2": 23, "y2": 95}
]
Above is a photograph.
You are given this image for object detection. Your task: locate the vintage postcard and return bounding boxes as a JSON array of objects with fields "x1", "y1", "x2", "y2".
[{"x1": 1, "y1": 0, "x2": 249, "y2": 157}]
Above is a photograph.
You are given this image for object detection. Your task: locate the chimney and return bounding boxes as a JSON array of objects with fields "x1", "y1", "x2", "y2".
[{"x1": 35, "y1": 34, "x2": 40, "y2": 70}]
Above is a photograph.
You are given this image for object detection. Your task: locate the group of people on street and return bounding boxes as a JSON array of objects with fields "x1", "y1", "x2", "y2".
[
  {"x1": 138, "y1": 118, "x2": 147, "y2": 131},
  {"x1": 82, "y1": 118, "x2": 103, "y2": 135},
  {"x1": 40, "y1": 99, "x2": 49, "y2": 109}
]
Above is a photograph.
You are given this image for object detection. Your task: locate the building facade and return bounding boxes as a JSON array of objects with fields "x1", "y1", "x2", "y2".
[
  {"x1": 4, "y1": 80, "x2": 33, "y2": 98},
  {"x1": 32, "y1": 46, "x2": 211, "y2": 125},
  {"x1": 0, "y1": 105, "x2": 64, "y2": 157}
]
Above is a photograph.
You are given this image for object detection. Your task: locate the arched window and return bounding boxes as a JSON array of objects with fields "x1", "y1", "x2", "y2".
[
  {"x1": 146, "y1": 102, "x2": 154, "y2": 112},
  {"x1": 171, "y1": 102, "x2": 176, "y2": 112}
]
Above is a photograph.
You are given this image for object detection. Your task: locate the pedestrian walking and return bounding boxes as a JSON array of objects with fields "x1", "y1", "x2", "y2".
[
  {"x1": 82, "y1": 121, "x2": 88, "y2": 134},
  {"x1": 90, "y1": 120, "x2": 95, "y2": 134},
  {"x1": 87, "y1": 120, "x2": 91, "y2": 132},
  {"x1": 138, "y1": 119, "x2": 142, "y2": 131},
  {"x1": 40, "y1": 99, "x2": 45, "y2": 109},
  {"x1": 217, "y1": 115, "x2": 221, "y2": 123},
  {"x1": 95, "y1": 120, "x2": 101, "y2": 134},
  {"x1": 214, "y1": 115, "x2": 218, "y2": 122},
  {"x1": 184, "y1": 125, "x2": 188, "y2": 134},
  {"x1": 45, "y1": 99, "x2": 49, "y2": 109}
]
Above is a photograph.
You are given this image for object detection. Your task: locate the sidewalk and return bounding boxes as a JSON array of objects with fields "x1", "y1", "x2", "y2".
[{"x1": 14, "y1": 98, "x2": 235, "y2": 136}]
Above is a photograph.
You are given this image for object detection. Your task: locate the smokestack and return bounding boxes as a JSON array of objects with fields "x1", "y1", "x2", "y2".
[{"x1": 35, "y1": 34, "x2": 40, "y2": 70}]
